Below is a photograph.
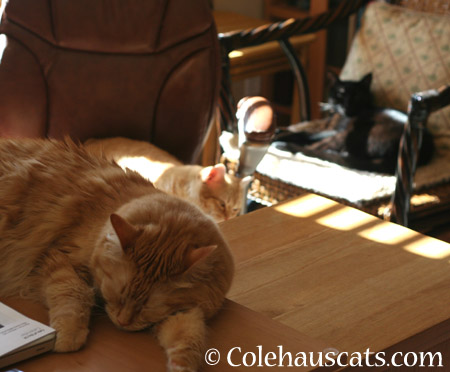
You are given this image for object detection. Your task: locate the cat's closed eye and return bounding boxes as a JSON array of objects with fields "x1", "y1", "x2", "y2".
[{"x1": 119, "y1": 288, "x2": 127, "y2": 305}]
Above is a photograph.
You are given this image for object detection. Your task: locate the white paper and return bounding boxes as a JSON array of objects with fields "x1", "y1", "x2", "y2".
[{"x1": 0, "y1": 302, "x2": 55, "y2": 356}]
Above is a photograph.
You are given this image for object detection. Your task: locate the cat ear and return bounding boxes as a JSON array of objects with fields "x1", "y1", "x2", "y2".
[
  {"x1": 327, "y1": 70, "x2": 339, "y2": 85},
  {"x1": 184, "y1": 245, "x2": 217, "y2": 271},
  {"x1": 110, "y1": 213, "x2": 140, "y2": 253},
  {"x1": 361, "y1": 73, "x2": 373, "y2": 87},
  {"x1": 201, "y1": 164, "x2": 226, "y2": 185}
]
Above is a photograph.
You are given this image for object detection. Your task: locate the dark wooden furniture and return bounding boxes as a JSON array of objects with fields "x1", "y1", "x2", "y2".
[
  {"x1": 264, "y1": 0, "x2": 328, "y2": 120},
  {"x1": 218, "y1": 0, "x2": 450, "y2": 233},
  {"x1": 214, "y1": 10, "x2": 315, "y2": 82}
]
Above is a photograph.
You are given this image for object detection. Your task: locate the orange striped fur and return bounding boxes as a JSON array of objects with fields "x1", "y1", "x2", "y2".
[
  {"x1": 0, "y1": 138, "x2": 234, "y2": 371},
  {"x1": 85, "y1": 137, "x2": 250, "y2": 222}
]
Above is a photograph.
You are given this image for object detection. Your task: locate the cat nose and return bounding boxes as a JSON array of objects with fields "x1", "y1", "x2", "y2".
[
  {"x1": 117, "y1": 318, "x2": 131, "y2": 327},
  {"x1": 116, "y1": 312, "x2": 132, "y2": 327}
]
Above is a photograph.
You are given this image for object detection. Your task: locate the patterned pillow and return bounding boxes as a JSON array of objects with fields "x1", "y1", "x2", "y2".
[{"x1": 340, "y1": 2, "x2": 450, "y2": 150}]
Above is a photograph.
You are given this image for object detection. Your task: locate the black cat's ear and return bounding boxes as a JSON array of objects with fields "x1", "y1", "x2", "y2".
[
  {"x1": 327, "y1": 70, "x2": 339, "y2": 86},
  {"x1": 110, "y1": 214, "x2": 140, "y2": 253},
  {"x1": 361, "y1": 73, "x2": 373, "y2": 87}
]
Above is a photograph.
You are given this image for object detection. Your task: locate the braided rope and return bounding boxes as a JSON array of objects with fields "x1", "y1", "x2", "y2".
[{"x1": 218, "y1": 0, "x2": 370, "y2": 52}]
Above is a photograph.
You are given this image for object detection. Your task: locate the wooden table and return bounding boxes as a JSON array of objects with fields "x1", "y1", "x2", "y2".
[
  {"x1": 221, "y1": 194, "x2": 450, "y2": 370},
  {"x1": 2, "y1": 297, "x2": 338, "y2": 372},
  {"x1": 3, "y1": 193, "x2": 450, "y2": 371}
]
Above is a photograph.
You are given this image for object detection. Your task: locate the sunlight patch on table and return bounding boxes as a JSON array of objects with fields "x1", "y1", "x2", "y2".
[
  {"x1": 316, "y1": 208, "x2": 374, "y2": 231},
  {"x1": 358, "y1": 221, "x2": 417, "y2": 245},
  {"x1": 274, "y1": 194, "x2": 336, "y2": 218},
  {"x1": 404, "y1": 237, "x2": 450, "y2": 259}
]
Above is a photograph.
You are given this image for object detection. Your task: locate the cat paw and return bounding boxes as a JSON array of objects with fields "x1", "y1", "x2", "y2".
[
  {"x1": 167, "y1": 357, "x2": 197, "y2": 372},
  {"x1": 53, "y1": 327, "x2": 89, "y2": 352}
]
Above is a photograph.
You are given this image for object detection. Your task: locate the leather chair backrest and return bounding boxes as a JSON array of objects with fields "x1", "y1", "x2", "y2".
[{"x1": 0, "y1": 0, "x2": 220, "y2": 163}]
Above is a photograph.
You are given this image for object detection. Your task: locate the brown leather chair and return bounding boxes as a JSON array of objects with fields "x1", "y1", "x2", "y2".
[{"x1": 0, "y1": 0, "x2": 220, "y2": 164}]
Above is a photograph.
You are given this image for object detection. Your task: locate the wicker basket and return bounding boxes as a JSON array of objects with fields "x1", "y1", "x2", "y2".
[
  {"x1": 250, "y1": 170, "x2": 450, "y2": 232},
  {"x1": 249, "y1": 171, "x2": 389, "y2": 215}
]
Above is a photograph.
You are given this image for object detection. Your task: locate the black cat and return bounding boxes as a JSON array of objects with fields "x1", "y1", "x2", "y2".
[{"x1": 274, "y1": 72, "x2": 434, "y2": 174}]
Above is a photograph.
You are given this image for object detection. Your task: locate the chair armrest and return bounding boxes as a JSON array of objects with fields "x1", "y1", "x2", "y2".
[{"x1": 389, "y1": 85, "x2": 450, "y2": 226}]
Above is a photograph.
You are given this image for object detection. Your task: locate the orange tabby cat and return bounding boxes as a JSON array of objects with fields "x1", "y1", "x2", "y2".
[
  {"x1": 85, "y1": 137, "x2": 251, "y2": 222},
  {"x1": 0, "y1": 138, "x2": 234, "y2": 372}
]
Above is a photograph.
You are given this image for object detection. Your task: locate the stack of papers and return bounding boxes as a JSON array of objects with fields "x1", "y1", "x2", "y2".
[{"x1": 0, "y1": 302, "x2": 55, "y2": 368}]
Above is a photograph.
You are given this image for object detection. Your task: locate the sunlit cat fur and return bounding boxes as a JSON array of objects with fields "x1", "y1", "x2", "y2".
[
  {"x1": 85, "y1": 137, "x2": 251, "y2": 222},
  {"x1": 0, "y1": 138, "x2": 234, "y2": 371}
]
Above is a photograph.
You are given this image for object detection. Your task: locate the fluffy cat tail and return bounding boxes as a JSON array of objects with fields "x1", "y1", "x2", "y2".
[{"x1": 155, "y1": 307, "x2": 207, "y2": 372}]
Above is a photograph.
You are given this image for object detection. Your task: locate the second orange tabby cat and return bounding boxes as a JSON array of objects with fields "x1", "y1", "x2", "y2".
[{"x1": 85, "y1": 137, "x2": 251, "y2": 222}]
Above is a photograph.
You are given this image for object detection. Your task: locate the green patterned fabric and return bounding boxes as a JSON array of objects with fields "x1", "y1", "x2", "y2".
[{"x1": 340, "y1": 2, "x2": 450, "y2": 150}]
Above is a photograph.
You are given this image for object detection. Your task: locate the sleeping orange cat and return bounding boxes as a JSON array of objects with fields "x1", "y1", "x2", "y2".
[
  {"x1": 85, "y1": 137, "x2": 251, "y2": 222},
  {"x1": 0, "y1": 138, "x2": 234, "y2": 372}
]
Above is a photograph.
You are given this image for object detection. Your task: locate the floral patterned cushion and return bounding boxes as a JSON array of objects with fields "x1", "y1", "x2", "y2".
[{"x1": 340, "y1": 2, "x2": 450, "y2": 150}]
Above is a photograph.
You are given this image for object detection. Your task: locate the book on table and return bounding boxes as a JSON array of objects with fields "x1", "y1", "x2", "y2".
[{"x1": 0, "y1": 302, "x2": 55, "y2": 368}]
